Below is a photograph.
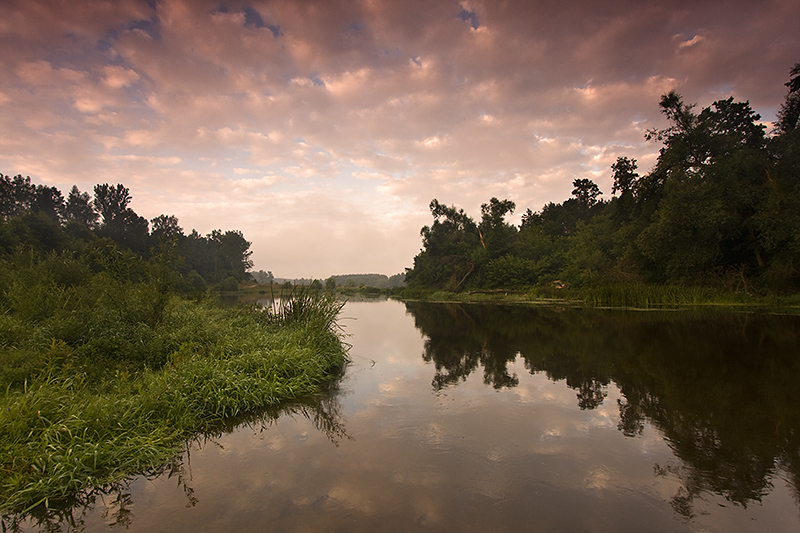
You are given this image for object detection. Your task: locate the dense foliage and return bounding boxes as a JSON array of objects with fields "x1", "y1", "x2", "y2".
[
  {"x1": 325, "y1": 273, "x2": 405, "y2": 289},
  {"x1": 0, "y1": 182, "x2": 348, "y2": 515},
  {"x1": 0, "y1": 179, "x2": 254, "y2": 288},
  {"x1": 406, "y1": 63, "x2": 800, "y2": 294},
  {"x1": 0, "y1": 284, "x2": 347, "y2": 516}
]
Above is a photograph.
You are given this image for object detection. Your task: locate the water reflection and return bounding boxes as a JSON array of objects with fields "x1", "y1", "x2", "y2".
[
  {"x1": 2, "y1": 391, "x2": 348, "y2": 532},
  {"x1": 8, "y1": 300, "x2": 800, "y2": 531},
  {"x1": 404, "y1": 301, "x2": 800, "y2": 519}
]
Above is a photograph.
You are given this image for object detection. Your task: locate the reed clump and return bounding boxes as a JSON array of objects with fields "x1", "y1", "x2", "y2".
[{"x1": 575, "y1": 284, "x2": 752, "y2": 308}]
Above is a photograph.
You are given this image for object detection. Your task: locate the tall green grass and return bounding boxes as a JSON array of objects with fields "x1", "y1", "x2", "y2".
[
  {"x1": 0, "y1": 293, "x2": 348, "y2": 516},
  {"x1": 263, "y1": 284, "x2": 345, "y2": 331},
  {"x1": 396, "y1": 283, "x2": 775, "y2": 309},
  {"x1": 2, "y1": 389, "x2": 349, "y2": 531},
  {"x1": 571, "y1": 284, "x2": 756, "y2": 308}
]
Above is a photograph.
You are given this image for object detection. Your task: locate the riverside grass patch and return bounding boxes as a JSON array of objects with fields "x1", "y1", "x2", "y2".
[
  {"x1": 395, "y1": 283, "x2": 788, "y2": 310},
  {"x1": 0, "y1": 295, "x2": 348, "y2": 516}
]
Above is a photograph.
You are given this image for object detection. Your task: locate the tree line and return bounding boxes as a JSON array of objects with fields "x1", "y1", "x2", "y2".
[
  {"x1": 405, "y1": 62, "x2": 800, "y2": 294},
  {"x1": 0, "y1": 178, "x2": 253, "y2": 290}
]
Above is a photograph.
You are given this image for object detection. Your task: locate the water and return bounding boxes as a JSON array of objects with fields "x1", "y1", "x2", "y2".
[{"x1": 17, "y1": 299, "x2": 800, "y2": 531}]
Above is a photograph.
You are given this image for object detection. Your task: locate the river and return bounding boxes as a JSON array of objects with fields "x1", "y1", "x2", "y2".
[{"x1": 18, "y1": 298, "x2": 800, "y2": 532}]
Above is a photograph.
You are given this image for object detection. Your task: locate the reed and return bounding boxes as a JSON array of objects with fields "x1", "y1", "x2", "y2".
[
  {"x1": 263, "y1": 283, "x2": 345, "y2": 333},
  {"x1": 576, "y1": 284, "x2": 753, "y2": 308}
]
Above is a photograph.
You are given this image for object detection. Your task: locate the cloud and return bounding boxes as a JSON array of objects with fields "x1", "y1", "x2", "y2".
[{"x1": 1, "y1": 0, "x2": 799, "y2": 276}]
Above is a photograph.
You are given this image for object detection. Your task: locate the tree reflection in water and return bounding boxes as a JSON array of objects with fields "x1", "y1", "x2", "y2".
[
  {"x1": 404, "y1": 301, "x2": 800, "y2": 519},
  {"x1": 0, "y1": 389, "x2": 349, "y2": 532}
]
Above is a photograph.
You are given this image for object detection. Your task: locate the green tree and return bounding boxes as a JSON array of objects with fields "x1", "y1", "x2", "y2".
[
  {"x1": 611, "y1": 157, "x2": 639, "y2": 198},
  {"x1": 635, "y1": 92, "x2": 772, "y2": 285},
  {"x1": 150, "y1": 214, "x2": 183, "y2": 241},
  {"x1": 208, "y1": 229, "x2": 254, "y2": 282},
  {"x1": 93, "y1": 183, "x2": 131, "y2": 226},
  {"x1": 0, "y1": 174, "x2": 35, "y2": 220},
  {"x1": 478, "y1": 197, "x2": 517, "y2": 259},
  {"x1": 776, "y1": 61, "x2": 800, "y2": 134},
  {"x1": 387, "y1": 273, "x2": 406, "y2": 288},
  {"x1": 571, "y1": 178, "x2": 601, "y2": 207},
  {"x1": 645, "y1": 91, "x2": 765, "y2": 176},
  {"x1": 115, "y1": 209, "x2": 150, "y2": 255},
  {"x1": 93, "y1": 184, "x2": 149, "y2": 254},
  {"x1": 31, "y1": 185, "x2": 65, "y2": 223},
  {"x1": 251, "y1": 270, "x2": 275, "y2": 285},
  {"x1": 405, "y1": 199, "x2": 482, "y2": 290},
  {"x1": 65, "y1": 185, "x2": 98, "y2": 228},
  {"x1": 609, "y1": 157, "x2": 641, "y2": 226}
]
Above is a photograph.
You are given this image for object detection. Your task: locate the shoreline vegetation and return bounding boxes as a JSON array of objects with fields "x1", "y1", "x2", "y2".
[
  {"x1": 0, "y1": 284, "x2": 347, "y2": 517},
  {"x1": 0, "y1": 178, "x2": 349, "y2": 518},
  {"x1": 235, "y1": 282, "x2": 800, "y2": 314},
  {"x1": 234, "y1": 277, "x2": 800, "y2": 311},
  {"x1": 390, "y1": 285, "x2": 800, "y2": 312},
  {"x1": 403, "y1": 73, "x2": 800, "y2": 300}
]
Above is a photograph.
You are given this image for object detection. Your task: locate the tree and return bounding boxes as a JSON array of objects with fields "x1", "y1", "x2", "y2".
[
  {"x1": 387, "y1": 273, "x2": 406, "y2": 288},
  {"x1": 610, "y1": 157, "x2": 640, "y2": 222},
  {"x1": 0, "y1": 174, "x2": 35, "y2": 220},
  {"x1": 116, "y1": 209, "x2": 150, "y2": 255},
  {"x1": 646, "y1": 91, "x2": 765, "y2": 176},
  {"x1": 208, "y1": 229, "x2": 254, "y2": 282},
  {"x1": 251, "y1": 270, "x2": 275, "y2": 285},
  {"x1": 479, "y1": 197, "x2": 517, "y2": 259},
  {"x1": 65, "y1": 185, "x2": 98, "y2": 227},
  {"x1": 519, "y1": 208, "x2": 539, "y2": 230},
  {"x1": 0, "y1": 176, "x2": 68, "y2": 225},
  {"x1": 776, "y1": 61, "x2": 800, "y2": 134},
  {"x1": 31, "y1": 185, "x2": 65, "y2": 223},
  {"x1": 634, "y1": 92, "x2": 774, "y2": 284},
  {"x1": 93, "y1": 184, "x2": 131, "y2": 226},
  {"x1": 92, "y1": 184, "x2": 150, "y2": 254},
  {"x1": 611, "y1": 157, "x2": 639, "y2": 197},
  {"x1": 150, "y1": 214, "x2": 183, "y2": 241},
  {"x1": 700, "y1": 97, "x2": 765, "y2": 152},
  {"x1": 405, "y1": 199, "x2": 482, "y2": 290},
  {"x1": 571, "y1": 179, "x2": 601, "y2": 207}
]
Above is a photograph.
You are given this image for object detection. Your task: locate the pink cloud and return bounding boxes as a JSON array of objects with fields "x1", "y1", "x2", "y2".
[{"x1": 1, "y1": 0, "x2": 798, "y2": 276}]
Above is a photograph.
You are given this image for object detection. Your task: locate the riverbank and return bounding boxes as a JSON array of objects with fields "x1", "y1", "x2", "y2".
[
  {"x1": 0, "y1": 294, "x2": 348, "y2": 516},
  {"x1": 392, "y1": 284, "x2": 800, "y2": 311},
  {"x1": 233, "y1": 281, "x2": 800, "y2": 312}
]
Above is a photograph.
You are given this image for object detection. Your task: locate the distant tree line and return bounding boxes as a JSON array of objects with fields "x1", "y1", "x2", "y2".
[
  {"x1": 326, "y1": 273, "x2": 406, "y2": 289},
  {"x1": 250, "y1": 269, "x2": 275, "y2": 285},
  {"x1": 255, "y1": 273, "x2": 405, "y2": 289},
  {"x1": 0, "y1": 179, "x2": 253, "y2": 290},
  {"x1": 405, "y1": 62, "x2": 800, "y2": 293}
]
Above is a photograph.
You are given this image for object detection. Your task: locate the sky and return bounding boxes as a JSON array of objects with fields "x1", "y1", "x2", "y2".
[{"x1": 1, "y1": 0, "x2": 799, "y2": 279}]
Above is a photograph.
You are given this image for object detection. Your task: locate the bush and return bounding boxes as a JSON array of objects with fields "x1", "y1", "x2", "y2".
[{"x1": 215, "y1": 276, "x2": 239, "y2": 292}]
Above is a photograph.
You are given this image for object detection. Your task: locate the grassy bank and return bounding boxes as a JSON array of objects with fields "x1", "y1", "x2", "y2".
[
  {"x1": 0, "y1": 291, "x2": 347, "y2": 515},
  {"x1": 394, "y1": 284, "x2": 800, "y2": 310}
]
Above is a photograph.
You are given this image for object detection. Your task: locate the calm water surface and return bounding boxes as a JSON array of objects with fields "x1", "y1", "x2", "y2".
[{"x1": 20, "y1": 299, "x2": 800, "y2": 531}]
